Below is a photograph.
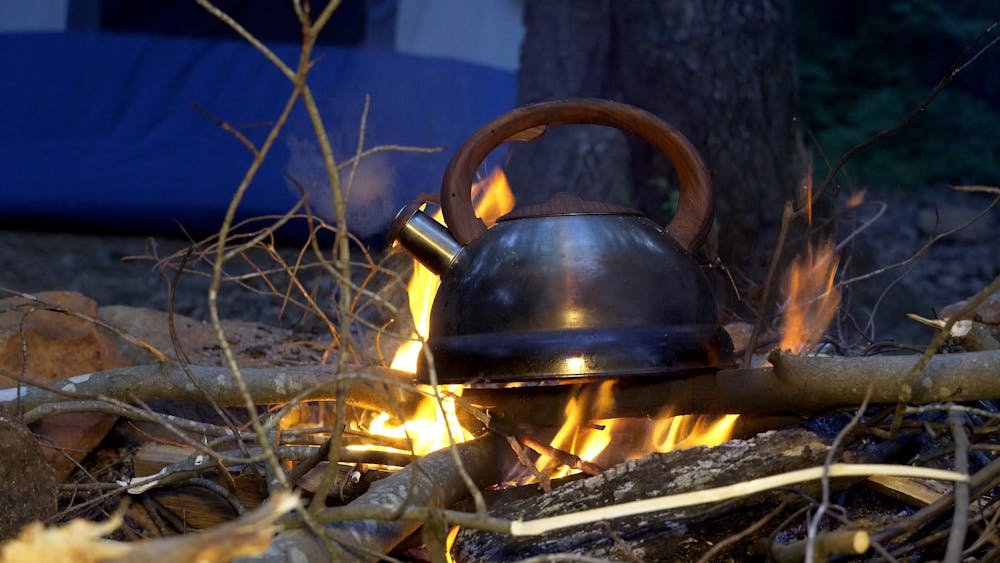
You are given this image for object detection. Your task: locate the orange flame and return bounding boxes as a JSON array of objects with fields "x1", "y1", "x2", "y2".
[
  {"x1": 534, "y1": 383, "x2": 740, "y2": 480},
  {"x1": 778, "y1": 240, "x2": 840, "y2": 354},
  {"x1": 391, "y1": 168, "x2": 514, "y2": 372},
  {"x1": 376, "y1": 169, "x2": 514, "y2": 456},
  {"x1": 845, "y1": 190, "x2": 866, "y2": 209},
  {"x1": 536, "y1": 381, "x2": 617, "y2": 479}
]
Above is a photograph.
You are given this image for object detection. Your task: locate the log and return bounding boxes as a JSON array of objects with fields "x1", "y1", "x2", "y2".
[
  {"x1": 464, "y1": 349, "x2": 1000, "y2": 424},
  {"x1": 766, "y1": 349, "x2": 1000, "y2": 406},
  {"x1": 452, "y1": 428, "x2": 832, "y2": 561},
  {"x1": 8, "y1": 349, "x2": 1000, "y2": 429},
  {"x1": 0, "y1": 363, "x2": 424, "y2": 422},
  {"x1": 241, "y1": 433, "x2": 519, "y2": 562}
]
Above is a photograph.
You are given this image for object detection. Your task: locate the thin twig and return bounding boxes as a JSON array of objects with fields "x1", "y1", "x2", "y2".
[
  {"x1": 944, "y1": 409, "x2": 971, "y2": 563},
  {"x1": 807, "y1": 20, "x2": 1000, "y2": 216},
  {"x1": 197, "y1": 0, "x2": 327, "y2": 493},
  {"x1": 742, "y1": 201, "x2": 794, "y2": 365},
  {"x1": 696, "y1": 501, "x2": 788, "y2": 563},
  {"x1": 891, "y1": 272, "x2": 1000, "y2": 435},
  {"x1": 807, "y1": 382, "x2": 874, "y2": 561}
]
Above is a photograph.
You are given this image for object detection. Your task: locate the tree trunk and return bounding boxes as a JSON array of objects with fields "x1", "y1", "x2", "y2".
[
  {"x1": 506, "y1": 0, "x2": 635, "y2": 210},
  {"x1": 511, "y1": 0, "x2": 805, "y2": 286}
]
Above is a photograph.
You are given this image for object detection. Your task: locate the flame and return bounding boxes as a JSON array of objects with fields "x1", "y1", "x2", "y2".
[
  {"x1": 650, "y1": 412, "x2": 741, "y2": 451},
  {"x1": 390, "y1": 168, "x2": 514, "y2": 373},
  {"x1": 778, "y1": 239, "x2": 840, "y2": 354},
  {"x1": 537, "y1": 381, "x2": 616, "y2": 479},
  {"x1": 845, "y1": 190, "x2": 866, "y2": 209},
  {"x1": 534, "y1": 382, "x2": 739, "y2": 481},
  {"x1": 389, "y1": 259, "x2": 440, "y2": 372},
  {"x1": 371, "y1": 169, "x2": 514, "y2": 456},
  {"x1": 800, "y1": 173, "x2": 813, "y2": 225},
  {"x1": 352, "y1": 390, "x2": 468, "y2": 456}
]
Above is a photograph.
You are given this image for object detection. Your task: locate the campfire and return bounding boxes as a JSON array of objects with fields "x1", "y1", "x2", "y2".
[
  {"x1": 4, "y1": 4, "x2": 1000, "y2": 560},
  {"x1": 371, "y1": 166, "x2": 742, "y2": 479},
  {"x1": 5, "y1": 124, "x2": 1000, "y2": 563}
]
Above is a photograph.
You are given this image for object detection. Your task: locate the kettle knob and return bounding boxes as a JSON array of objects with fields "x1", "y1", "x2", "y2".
[{"x1": 440, "y1": 98, "x2": 714, "y2": 252}]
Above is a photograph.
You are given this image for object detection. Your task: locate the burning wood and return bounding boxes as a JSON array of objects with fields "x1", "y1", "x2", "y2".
[{"x1": 778, "y1": 239, "x2": 841, "y2": 354}]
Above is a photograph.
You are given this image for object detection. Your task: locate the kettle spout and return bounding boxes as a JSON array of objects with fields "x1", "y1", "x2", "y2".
[{"x1": 387, "y1": 202, "x2": 464, "y2": 276}]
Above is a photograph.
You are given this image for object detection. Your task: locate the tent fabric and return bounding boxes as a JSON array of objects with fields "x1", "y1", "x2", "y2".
[{"x1": 0, "y1": 31, "x2": 515, "y2": 239}]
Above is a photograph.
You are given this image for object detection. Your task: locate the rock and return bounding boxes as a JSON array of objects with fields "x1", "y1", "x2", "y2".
[
  {"x1": 29, "y1": 413, "x2": 120, "y2": 481},
  {"x1": 0, "y1": 417, "x2": 57, "y2": 540},
  {"x1": 0, "y1": 291, "x2": 130, "y2": 386},
  {"x1": 0, "y1": 291, "x2": 133, "y2": 480},
  {"x1": 98, "y1": 305, "x2": 312, "y2": 367}
]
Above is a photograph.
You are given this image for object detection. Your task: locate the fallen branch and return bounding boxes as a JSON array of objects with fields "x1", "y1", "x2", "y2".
[
  {"x1": 0, "y1": 363, "x2": 423, "y2": 422},
  {"x1": 466, "y1": 349, "x2": 1000, "y2": 424},
  {"x1": 507, "y1": 464, "x2": 965, "y2": 538},
  {"x1": 9, "y1": 349, "x2": 1000, "y2": 428},
  {"x1": 451, "y1": 429, "x2": 965, "y2": 561},
  {"x1": 770, "y1": 529, "x2": 871, "y2": 563},
  {"x1": 247, "y1": 433, "x2": 520, "y2": 562},
  {"x1": 1, "y1": 491, "x2": 299, "y2": 563},
  {"x1": 767, "y1": 349, "x2": 1000, "y2": 408}
]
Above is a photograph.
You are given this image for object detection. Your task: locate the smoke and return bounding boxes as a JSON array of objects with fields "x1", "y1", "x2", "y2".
[{"x1": 284, "y1": 135, "x2": 396, "y2": 238}]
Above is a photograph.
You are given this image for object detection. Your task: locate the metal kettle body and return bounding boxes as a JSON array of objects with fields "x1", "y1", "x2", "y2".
[{"x1": 390, "y1": 99, "x2": 734, "y2": 386}]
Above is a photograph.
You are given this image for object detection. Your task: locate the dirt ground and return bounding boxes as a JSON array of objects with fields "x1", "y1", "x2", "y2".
[{"x1": 0, "y1": 230, "x2": 330, "y2": 328}]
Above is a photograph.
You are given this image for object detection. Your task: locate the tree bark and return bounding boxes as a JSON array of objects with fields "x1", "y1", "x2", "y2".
[
  {"x1": 241, "y1": 434, "x2": 518, "y2": 562},
  {"x1": 452, "y1": 428, "x2": 830, "y2": 561},
  {"x1": 511, "y1": 0, "x2": 805, "y2": 282},
  {"x1": 507, "y1": 0, "x2": 634, "y2": 210}
]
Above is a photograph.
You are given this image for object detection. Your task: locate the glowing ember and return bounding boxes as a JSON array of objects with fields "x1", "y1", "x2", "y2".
[
  {"x1": 845, "y1": 190, "x2": 866, "y2": 209},
  {"x1": 778, "y1": 239, "x2": 840, "y2": 354}
]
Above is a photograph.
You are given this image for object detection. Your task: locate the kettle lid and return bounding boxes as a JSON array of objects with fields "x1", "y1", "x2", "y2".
[{"x1": 498, "y1": 192, "x2": 643, "y2": 221}]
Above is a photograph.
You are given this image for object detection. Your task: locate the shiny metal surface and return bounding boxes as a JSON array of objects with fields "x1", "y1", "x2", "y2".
[
  {"x1": 416, "y1": 214, "x2": 733, "y2": 384},
  {"x1": 420, "y1": 324, "x2": 734, "y2": 387},
  {"x1": 389, "y1": 205, "x2": 464, "y2": 276},
  {"x1": 431, "y1": 215, "x2": 716, "y2": 334}
]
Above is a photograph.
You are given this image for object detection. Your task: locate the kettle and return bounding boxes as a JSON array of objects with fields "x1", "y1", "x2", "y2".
[{"x1": 389, "y1": 99, "x2": 734, "y2": 386}]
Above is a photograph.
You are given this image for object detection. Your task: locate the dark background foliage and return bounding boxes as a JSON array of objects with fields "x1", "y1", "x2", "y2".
[{"x1": 795, "y1": 0, "x2": 1000, "y2": 190}]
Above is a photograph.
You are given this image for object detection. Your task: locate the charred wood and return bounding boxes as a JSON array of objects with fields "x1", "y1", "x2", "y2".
[
  {"x1": 241, "y1": 433, "x2": 519, "y2": 562},
  {"x1": 452, "y1": 428, "x2": 835, "y2": 562}
]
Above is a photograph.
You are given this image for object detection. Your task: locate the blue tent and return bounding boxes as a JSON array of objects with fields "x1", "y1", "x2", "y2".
[{"x1": 0, "y1": 30, "x2": 516, "y2": 241}]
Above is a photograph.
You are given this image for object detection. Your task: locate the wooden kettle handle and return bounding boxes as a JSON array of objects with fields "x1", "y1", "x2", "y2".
[{"x1": 440, "y1": 98, "x2": 714, "y2": 251}]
